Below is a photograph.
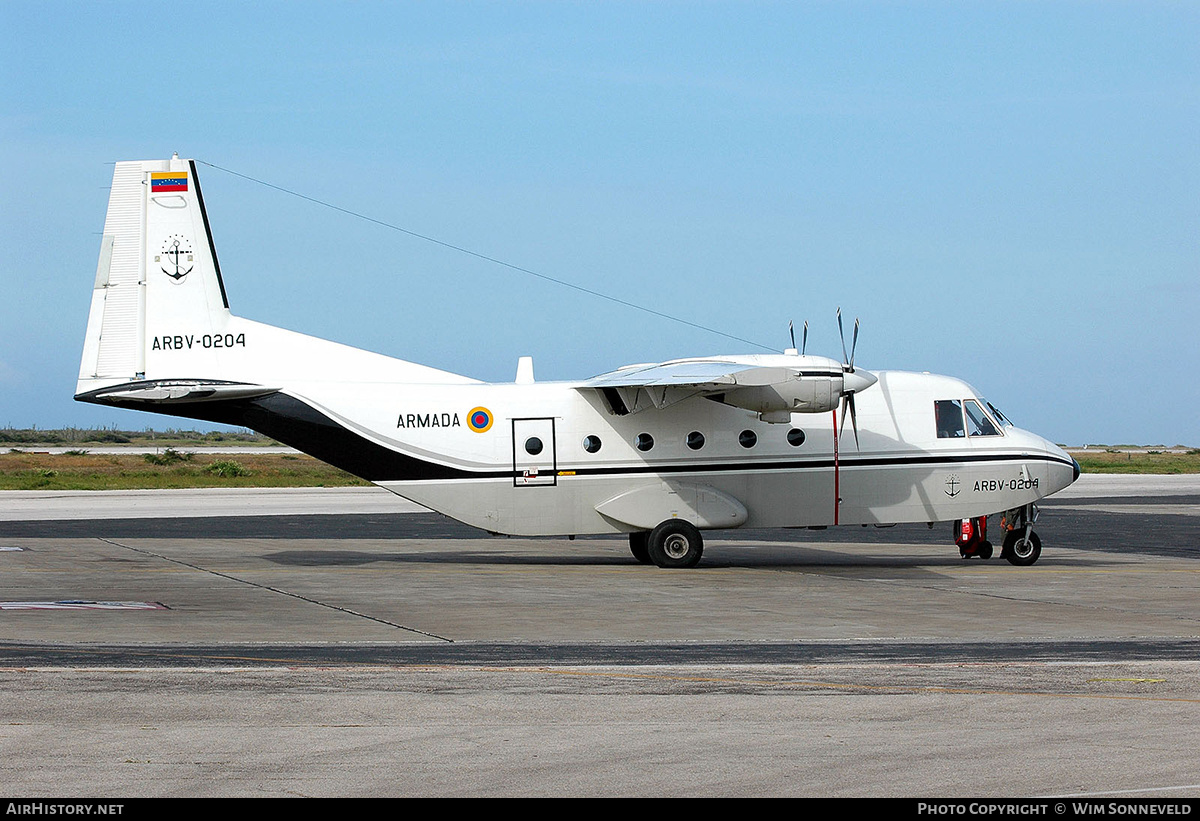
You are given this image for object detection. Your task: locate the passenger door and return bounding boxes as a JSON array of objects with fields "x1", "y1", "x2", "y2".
[{"x1": 512, "y1": 418, "x2": 557, "y2": 487}]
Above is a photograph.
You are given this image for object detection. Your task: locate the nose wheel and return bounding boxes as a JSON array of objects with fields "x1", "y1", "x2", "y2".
[
  {"x1": 1002, "y1": 528, "x2": 1041, "y2": 566},
  {"x1": 999, "y1": 504, "x2": 1042, "y2": 566}
]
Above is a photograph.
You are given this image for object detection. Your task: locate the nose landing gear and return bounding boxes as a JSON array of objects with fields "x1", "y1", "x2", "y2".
[
  {"x1": 1000, "y1": 504, "x2": 1042, "y2": 566},
  {"x1": 954, "y1": 503, "x2": 1043, "y2": 565}
]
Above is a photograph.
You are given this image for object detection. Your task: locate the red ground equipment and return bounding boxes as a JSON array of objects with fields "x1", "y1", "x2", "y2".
[{"x1": 954, "y1": 515, "x2": 992, "y2": 559}]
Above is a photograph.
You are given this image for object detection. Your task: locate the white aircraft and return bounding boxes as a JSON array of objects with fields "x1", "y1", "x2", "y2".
[{"x1": 77, "y1": 157, "x2": 1079, "y2": 567}]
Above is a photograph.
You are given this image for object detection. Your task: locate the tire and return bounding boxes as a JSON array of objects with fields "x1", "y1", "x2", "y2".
[
  {"x1": 629, "y1": 531, "x2": 651, "y2": 564},
  {"x1": 647, "y1": 520, "x2": 704, "y2": 569},
  {"x1": 1003, "y1": 530, "x2": 1041, "y2": 566},
  {"x1": 978, "y1": 540, "x2": 993, "y2": 560}
]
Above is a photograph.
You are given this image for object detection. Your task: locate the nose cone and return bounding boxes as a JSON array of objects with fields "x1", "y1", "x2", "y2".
[
  {"x1": 1043, "y1": 440, "x2": 1080, "y2": 494},
  {"x1": 844, "y1": 369, "x2": 878, "y2": 395}
]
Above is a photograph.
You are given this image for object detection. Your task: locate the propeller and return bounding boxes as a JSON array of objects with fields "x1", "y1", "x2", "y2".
[
  {"x1": 836, "y1": 307, "x2": 859, "y2": 372},
  {"x1": 786, "y1": 320, "x2": 808, "y2": 355},
  {"x1": 836, "y1": 308, "x2": 873, "y2": 450}
]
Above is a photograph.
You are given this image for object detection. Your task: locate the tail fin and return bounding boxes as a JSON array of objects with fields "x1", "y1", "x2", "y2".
[
  {"x1": 77, "y1": 156, "x2": 478, "y2": 415},
  {"x1": 78, "y1": 156, "x2": 232, "y2": 394}
]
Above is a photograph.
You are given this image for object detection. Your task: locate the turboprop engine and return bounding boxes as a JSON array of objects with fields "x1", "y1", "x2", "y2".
[{"x1": 715, "y1": 357, "x2": 878, "y2": 423}]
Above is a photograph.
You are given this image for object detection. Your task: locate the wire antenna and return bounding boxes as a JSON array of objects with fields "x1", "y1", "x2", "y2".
[{"x1": 197, "y1": 160, "x2": 774, "y2": 352}]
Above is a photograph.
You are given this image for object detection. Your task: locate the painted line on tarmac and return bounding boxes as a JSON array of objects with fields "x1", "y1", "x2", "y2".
[
  {"x1": 490, "y1": 665, "x2": 1200, "y2": 704},
  {"x1": 96, "y1": 537, "x2": 454, "y2": 642}
]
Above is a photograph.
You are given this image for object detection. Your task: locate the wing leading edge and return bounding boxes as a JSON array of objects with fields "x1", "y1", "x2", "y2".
[{"x1": 576, "y1": 355, "x2": 876, "y2": 421}]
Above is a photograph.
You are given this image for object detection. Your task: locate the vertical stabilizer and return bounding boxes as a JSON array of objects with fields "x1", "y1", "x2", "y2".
[{"x1": 78, "y1": 157, "x2": 232, "y2": 392}]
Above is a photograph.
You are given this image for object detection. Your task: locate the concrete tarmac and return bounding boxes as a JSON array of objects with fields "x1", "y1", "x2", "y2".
[{"x1": 0, "y1": 476, "x2": 1197, "y2": 798}]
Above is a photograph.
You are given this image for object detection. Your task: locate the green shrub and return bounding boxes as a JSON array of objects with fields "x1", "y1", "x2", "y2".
[
  {"x1": 143, "y1": 448, "x2": 193, "y2": 466},
  {"x1": 205, "y1": 460, "x2": 251, "y2": 478}
]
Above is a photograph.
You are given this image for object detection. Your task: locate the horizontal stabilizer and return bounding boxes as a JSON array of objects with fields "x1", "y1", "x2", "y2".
[{"x1": 77, "y1": 379, "x2": 278, "y2": 405}]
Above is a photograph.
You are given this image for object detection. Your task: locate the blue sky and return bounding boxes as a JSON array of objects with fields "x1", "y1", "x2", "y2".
[{"x1": 2, "y1": 1, "x2": 1196, "y2": 445}]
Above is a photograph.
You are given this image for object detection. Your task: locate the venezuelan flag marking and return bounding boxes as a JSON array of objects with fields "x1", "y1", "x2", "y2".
[{"x1": 151, "y1": 172, "x2": 188, "y2": 192}]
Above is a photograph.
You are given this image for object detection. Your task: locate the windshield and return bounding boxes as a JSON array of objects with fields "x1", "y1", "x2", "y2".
[
  {"x1": 982, "y1": 398, "x2": 1013, "y2": 428},
  {"x1": 965, "y1": 399, "x2": 1001, "y2": 436}
]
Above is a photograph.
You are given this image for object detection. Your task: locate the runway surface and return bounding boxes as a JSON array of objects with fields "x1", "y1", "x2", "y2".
[{"x1": 1, "y1": 475, "x2": 1197, "y2": 797}]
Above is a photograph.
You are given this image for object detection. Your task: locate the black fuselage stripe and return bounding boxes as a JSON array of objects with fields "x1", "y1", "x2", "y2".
[{"x1": 77, "y1": 388, "x2": 1073, "y2": 483}]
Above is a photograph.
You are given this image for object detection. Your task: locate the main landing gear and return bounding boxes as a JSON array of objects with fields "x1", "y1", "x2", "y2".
[
  {"x1": 628, "y1": 520, "x2": 704, "y2": 569},
  {"x1": 954, "y1": 504, "x2": 1042, "y2": 566}
]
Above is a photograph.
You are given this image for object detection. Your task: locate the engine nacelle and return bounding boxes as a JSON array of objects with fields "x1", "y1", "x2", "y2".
[
  {"x1": 719, "y1": 376, "x2": 840, "y2": 415},
  {"x1": 717, "y1": 368, "x2": 877, "y2": 421}
]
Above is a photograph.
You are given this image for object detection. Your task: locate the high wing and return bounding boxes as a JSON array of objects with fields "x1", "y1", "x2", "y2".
[{"x1": 577, "y1": 355, "x2": 876, "y2": 421}]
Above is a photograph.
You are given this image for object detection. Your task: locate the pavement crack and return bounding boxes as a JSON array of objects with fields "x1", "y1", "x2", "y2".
[{"x1": 96, "y1": 537, "x2": 453, "y2": 642}]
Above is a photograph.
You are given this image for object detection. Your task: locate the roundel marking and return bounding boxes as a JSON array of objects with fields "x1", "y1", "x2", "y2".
[{"x1": 467, "y1": 407, "x2": 494, "y2": 433}]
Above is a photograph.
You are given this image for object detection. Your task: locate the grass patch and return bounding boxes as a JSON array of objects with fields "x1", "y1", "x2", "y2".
[
  {"x1": 0, "y1": 451, "x2": 368, "y2": 490},
  {"x1": 0, "y1": 427, "x2": 281, "y2": 448},
  {"x1": 1067, "y1": 450, "x2": 1200, "y2": 475}
]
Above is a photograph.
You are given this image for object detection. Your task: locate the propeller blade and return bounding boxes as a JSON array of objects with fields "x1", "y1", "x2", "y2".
[
  {"x1": 837, "y1": 308, "x2": 848, "y2": 365},
  {"x1": 801, "y1": 321, "x2": 808, "y2": 356},
  {"x1": 848, "y1": 393, "x2": 860, "y2": 450},
  {"x1": 789, "y1": 321, "x2": 796, "y2": 351},
  {"x1": 850, "y1": 317, "x2": 860, "y2": 371},
  {"x1": 837, "y1": 394, "x2": 862, "y2": 450}
]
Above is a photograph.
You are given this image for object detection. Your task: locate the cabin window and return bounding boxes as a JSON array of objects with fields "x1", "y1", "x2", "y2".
[
  {"x1": 686, "y1": 431, "x2": 705, "y2": 450},
  {"x1": 583, "y1": 435, "x2": 602, "y2": 454},
  {"x1": 935, "y1": 400, "x2": 965, "y2": 438},
  {"x1": 636, "y1": 433, "x2": 654, "y2": 452},
  {"x1": 739, "y1": 429, "x2": 757, "y2": 448},
  {"x1": 965, "y1": 400, "x2": 1001, "y2": 437},
  {"x1": 787, "y1": 428, "x2": 806, "y2": 447},
  {"x1": 524, "y1": 437, "x2": 544, "y2": 455}
]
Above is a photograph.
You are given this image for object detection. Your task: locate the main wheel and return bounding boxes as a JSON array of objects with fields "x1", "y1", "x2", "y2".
[
  {"x1": 647, "y1": 520, "x2": 704, "y2": 568},
  {"x1": 629, "y1": 531, "x2": 651, "y2": 564},
  {"x1": 1003, "y1": 530, "x2": 1041, "y2": 566}
]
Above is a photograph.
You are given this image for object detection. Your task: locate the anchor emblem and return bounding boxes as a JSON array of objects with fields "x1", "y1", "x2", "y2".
[
  {"x1": 158, "y1": 235, "x2": 193, "y2": 281},
  {"x1": 944, "y1": 474, "x2": 961, "y2": 498}
]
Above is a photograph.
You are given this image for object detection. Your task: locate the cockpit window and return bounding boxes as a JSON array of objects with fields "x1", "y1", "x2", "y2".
[
  {"x1": 935, "y1": 400, "x2": 965, "y2": 439},
  {"x1": 964, "y1": 400, "x2": 1001, "y2": 436}
]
